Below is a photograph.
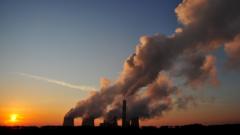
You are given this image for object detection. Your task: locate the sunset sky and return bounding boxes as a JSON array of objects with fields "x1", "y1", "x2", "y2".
[{"x1": 0, "y1": 0, "x2": 240, "y2": 126}]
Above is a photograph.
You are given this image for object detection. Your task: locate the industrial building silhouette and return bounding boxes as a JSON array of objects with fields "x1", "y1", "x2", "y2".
[{"x1": 63, "y1": 99, "x2": 139, "y2": 128}]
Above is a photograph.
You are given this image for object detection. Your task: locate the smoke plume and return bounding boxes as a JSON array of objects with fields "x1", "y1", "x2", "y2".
[
  {"x1": 224, "y1": 34, "x2": 240, "y2": 69},
  {"x1": 65, "y1": 0, "x2": 240, "y2": 122},
  {"x1": 177, "y1": 54, "x2": 219, "y2": 88}
]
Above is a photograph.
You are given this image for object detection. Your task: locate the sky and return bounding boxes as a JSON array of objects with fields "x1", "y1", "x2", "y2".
[{"x1": 0, "y1": 0, "x2": 240, "y2": 126}]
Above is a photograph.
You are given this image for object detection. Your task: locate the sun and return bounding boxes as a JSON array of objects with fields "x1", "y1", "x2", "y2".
[{"x1": 9, "y1": 114, "x2": 18, "y2": 123}]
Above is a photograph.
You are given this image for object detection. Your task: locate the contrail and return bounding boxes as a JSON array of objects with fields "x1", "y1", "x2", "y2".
[{"x1": 17, "y1": 72, "x2": 97, "y2": 92}]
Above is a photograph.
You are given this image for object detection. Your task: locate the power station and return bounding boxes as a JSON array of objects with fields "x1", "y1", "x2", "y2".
[
  {"x1": 121, "y1": 99, "x2": 139, "y2": 128},
  {"x1": 63, "y1": 99, "x2": 139, "y2": 128}
]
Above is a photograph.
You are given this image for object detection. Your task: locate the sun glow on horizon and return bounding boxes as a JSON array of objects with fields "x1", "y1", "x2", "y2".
[
  {"x1": 4, "y1": 113, "x2": 25, "y2": 125},
  {"x1": 9, "y1": 114, "x2": 19, "y2": 123}
]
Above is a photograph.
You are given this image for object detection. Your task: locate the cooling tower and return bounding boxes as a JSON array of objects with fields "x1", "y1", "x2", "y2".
[
  {"x1": 130, "y1": 117, "x2": 139, "y2": 128},
  {"x1": 82, "y1": 116, "x2": 95, "y2": 127},
  {"x1": 63, "y1": 116, "x2": 74, "y2": 126}
]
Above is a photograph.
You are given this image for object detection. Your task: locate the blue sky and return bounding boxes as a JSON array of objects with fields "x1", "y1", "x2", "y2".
[{"x1": 0, "y1": 0, "x2": 180, "y2": 87}]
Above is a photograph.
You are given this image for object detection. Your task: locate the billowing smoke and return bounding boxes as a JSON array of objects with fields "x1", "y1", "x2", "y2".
[
  {"x1": 224, "y1": 34, "x2": 240, "y2": 69},
  {"x1": 103, "y1": 73, "x2": 178, "y2": 119},
  {"x1": 65, "y1": 0, "x2": 240, "y2": 122},
  {"x1": 177, "y1": 54, "x2": 219, "y2": 88}
]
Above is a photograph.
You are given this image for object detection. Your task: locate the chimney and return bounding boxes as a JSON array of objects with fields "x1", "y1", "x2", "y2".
[{"x1": 122, "y1": 99, "x2": 127, "y2": 127}]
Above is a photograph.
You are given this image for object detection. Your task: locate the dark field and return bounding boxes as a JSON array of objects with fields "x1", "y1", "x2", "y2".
[{"x1": 0, "y1": 124, "x2": 239, "y2": 135}]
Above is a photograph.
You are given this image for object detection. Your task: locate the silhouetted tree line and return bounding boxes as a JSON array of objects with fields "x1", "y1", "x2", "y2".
[{"x1": 0, "y1": 124, "x2": 239, "y2": 135}]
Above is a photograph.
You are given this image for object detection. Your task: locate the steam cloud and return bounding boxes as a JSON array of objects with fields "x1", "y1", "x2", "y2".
[
  {"x1": 65, "y1": 0, "x2": 240, "y2": 122},
  {"x1": 224, "y1": 34, "x2": 240, "y2": 69}
]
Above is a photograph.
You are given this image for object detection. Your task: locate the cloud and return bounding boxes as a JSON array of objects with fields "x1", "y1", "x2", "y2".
[{"x1": 17, "y1": 72, "x2": 96, "y2": 92}]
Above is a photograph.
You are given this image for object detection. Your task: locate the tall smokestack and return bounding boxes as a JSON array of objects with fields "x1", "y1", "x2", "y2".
[{"x1": 122, "y1": 99, "x2": 127, "y2": 127}]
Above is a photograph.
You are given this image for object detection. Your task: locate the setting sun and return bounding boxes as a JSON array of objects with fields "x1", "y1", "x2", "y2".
[{"x1": 9, "y1": 114, "x2": 18, "y2": 123}]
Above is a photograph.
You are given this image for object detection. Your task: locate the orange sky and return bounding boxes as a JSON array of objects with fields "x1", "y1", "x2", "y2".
[
  {"x1": 1, "y1": 78, "x2": 240, "y2": 126},
  {"x1": 1, "y1": 99, "x2": 240, "y2": 126}
]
